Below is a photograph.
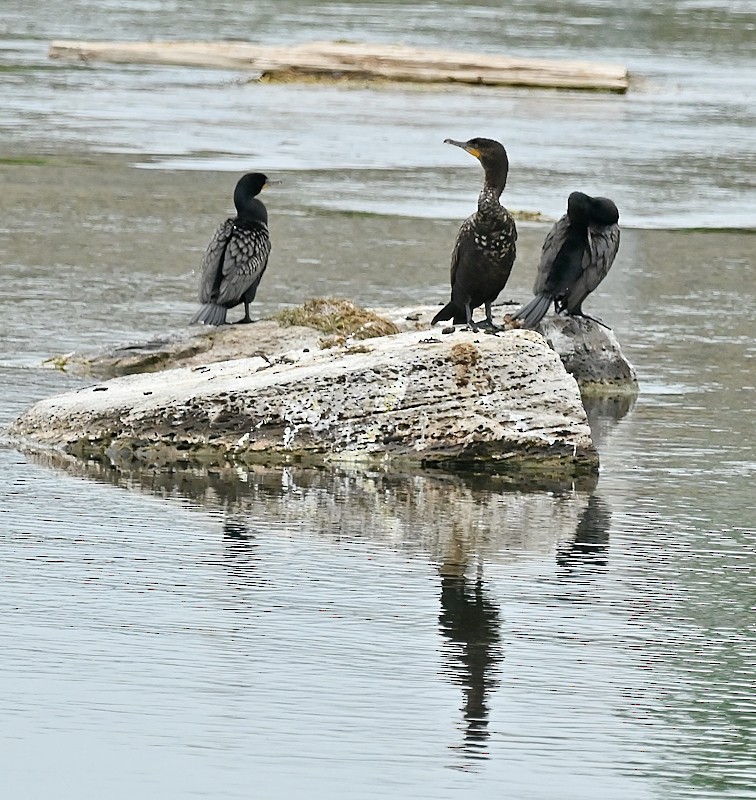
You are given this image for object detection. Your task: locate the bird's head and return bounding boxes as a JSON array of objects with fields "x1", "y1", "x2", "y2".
[
  {"x1": 567, "y1": 192, "x2": 619, "y2": 227},
  {"x1": 235, "y1": 172, "x2": 280, "y2": 199},
  {"x1": 445, "y1": 137, "x2": 509, "y2": 190},
  {"x1": 233, "y1": 173, "x2": 281, "y2": 217},
  {"x1": 567, "y1": 192, "x2": 592, "y2": 225},
  {"x1": 589, "y1": 196, "x2": 620, "y2": 226}
]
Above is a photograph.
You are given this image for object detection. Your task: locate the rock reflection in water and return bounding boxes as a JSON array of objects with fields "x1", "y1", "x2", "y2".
[
  {"x1": 23, "y1": 450, "x2": 613, "y2": 769},
  {"x1": 24, "y1": 452, "x2": 601, "y2": 561},
  {"x1": 581, "y1": 391, "x2": 636, "y2": 449}
]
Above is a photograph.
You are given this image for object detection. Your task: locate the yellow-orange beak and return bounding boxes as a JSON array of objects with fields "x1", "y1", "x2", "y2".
[{"x1": 444, "y1": 138, "x2": 481, "y2": 160}]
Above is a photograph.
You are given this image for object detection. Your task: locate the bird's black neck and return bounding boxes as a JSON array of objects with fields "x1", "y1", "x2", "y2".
[
  {"x1": 478, "y1": 182, "x2": 505, "y2": 217},
  {"x1": 235, "y1": 197, "x2": 268, "y2": 226},
  {"x1": 477, "y1": 158, "x2": 508, "y2": 215}
]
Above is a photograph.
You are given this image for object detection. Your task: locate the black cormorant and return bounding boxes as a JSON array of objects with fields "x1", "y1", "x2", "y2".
[
  {"x1": 432, "y1": 137, "x2": 517, "y2": 331},
  {"x1": 190, "y1": 172, "x2": 276, "y2": 326},
  {"x1": 510, "y1": 192, "x2": 620, "y2": 329}
]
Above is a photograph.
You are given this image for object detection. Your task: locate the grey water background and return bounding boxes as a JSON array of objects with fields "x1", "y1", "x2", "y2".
[
  {"x1": 1, "y1": 2, "x2": 755, "y2": 798},
  {"x1": 2, "y1": 0, "x2": 756, "y2": 227}
]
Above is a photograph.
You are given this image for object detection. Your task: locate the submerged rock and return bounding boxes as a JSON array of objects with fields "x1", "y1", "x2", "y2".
[{"x1": 11, "y1": 327, "x2": 598, "y2": 477}]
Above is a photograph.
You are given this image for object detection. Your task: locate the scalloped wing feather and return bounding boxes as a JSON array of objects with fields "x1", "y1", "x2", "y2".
[
  {"x1": 197, "y1": 219, "x2": 271, "y2": 307},
  {"x1": 533, "y1": 214, "x2": 570, "y2": 295},
  {"x1": 564, "y1": 223, "x2": 620, "y2": 313},
  {"x1": 198, "y1": 219, "x2": 234, "y2": 304},
  {"x1": 216, "y1": 223, "x2": 271, "y2": 306}
]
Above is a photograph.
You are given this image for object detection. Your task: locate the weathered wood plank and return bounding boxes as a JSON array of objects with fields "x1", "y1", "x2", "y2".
[{"x1": 48, "y1": 40, "x2": 629, "y2": 92}]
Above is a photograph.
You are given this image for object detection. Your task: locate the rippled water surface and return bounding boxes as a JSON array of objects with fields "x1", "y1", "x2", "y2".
[
  {"x1": 1, "y1": 1, "x2": 755, "y2": 226},
  {"x1": 1, "y1": 2, "x2": 755, "y2": 799}
]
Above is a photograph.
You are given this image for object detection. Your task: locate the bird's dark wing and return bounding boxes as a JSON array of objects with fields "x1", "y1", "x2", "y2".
[
  {"x1": 449, "y1": 216, "x2": 475, "y2": 288},
  {"x1": 564, "y1": 223, "x2": 620, "y2": 313},
  {"x1": 198, "y1": 219, "x2": 234, "y2": 304},
  {"x1": 533, "y1": 214, "x2": 570, "y2": 295},
  {"x1": 215, "y1": 223, "x2": 272, "y2": 307}
]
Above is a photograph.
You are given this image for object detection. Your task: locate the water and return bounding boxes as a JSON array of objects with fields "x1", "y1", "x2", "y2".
[
  {"x1": 1, "y1": 1, "x2": 755, "y2": 227},
  {"x1": 1, "y1": 3, "x2": 755, "y2": 799}
]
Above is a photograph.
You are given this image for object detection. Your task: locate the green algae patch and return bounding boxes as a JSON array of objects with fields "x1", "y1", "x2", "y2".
[
  {"x1": 276, "y1": 298, "x2": 400, "y2": 340},
  {"x1": 0, "y1": 156, "x2": 51, "y2": 166},
  {"x1": 43, "y1": 353, "x2": 75, "y2": 372}
]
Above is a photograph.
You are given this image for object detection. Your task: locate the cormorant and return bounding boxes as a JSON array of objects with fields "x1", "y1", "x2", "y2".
[
  {"x1": 190, "y1": 172, "x2": 276, "y2": 326},
  {"x1": 510, "y1": 192, "x2": 620, "y2": 329},
  {"x1": 432, "y1": 137, "x2": 517, "y2": 331}
]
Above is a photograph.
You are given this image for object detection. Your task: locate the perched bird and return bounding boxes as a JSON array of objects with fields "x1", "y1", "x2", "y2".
[
  {"x1": 432, "y1": 137, "x2": 517, "y2": 331},
  {"x1": 511, "y1": 192, "x2": 620, "y2": 329},
  {"x1": 190, "y1": 172, "x2": 276, "y2": 326}
]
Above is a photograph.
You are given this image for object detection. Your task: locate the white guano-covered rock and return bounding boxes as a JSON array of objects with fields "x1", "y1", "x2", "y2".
[{"x1": 10, "y1": 327, "x2": 598, "y2": 475}]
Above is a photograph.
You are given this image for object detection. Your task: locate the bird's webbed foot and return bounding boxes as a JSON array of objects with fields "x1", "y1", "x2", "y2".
[
  {"x1": 477, "y1": 319, "x2": 500, "y2": 333},
  {"x1": 479, "y1": 304, "x2": 503, "y2": 332},
  {"x1": 235, "y1": 301, "x2": 254, "y2": 324},
  {"x1": 464, "y1": 304, "x2": 480, "y2": 333},
  {"x1": 569, "y1": 311, "x2": 610, "y2": 330},
  {"x1": 480, "y1": 303, "x2": 504, "y2": 333}
]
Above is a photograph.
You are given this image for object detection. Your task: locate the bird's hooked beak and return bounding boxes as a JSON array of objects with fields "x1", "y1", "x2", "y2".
[
  {"x1": 444, "y1": 138, "x2": 481, "y2": 160},
  {"x1": 263, "y1": 178, "x2": 282, "y2": 190}
]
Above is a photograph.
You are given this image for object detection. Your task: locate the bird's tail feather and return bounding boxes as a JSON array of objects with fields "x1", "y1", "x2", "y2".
[
  {"x1": 431, "y1": 302, "x2": 466, "y2": 326},
  {"x1": 511, "y1": 293, "x2": 552, "y2": 328},
  {"x1": 431, "y1": 302, "x2": 455, "y2": 325},
  {"x1": 190, "y1": 303, "x2": 227, "y2": 326}
]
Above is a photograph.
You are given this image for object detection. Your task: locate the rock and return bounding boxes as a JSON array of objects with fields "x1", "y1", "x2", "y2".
[
  {"x1": 48, "y1": 300, "x2": 637, "y2": 396},
  {"x1": 47, "y1": 298, "x2": 401, "y2": 378},
  {"x1": 19, "y1": 299, "x2": 637, "y2": 477},
  {"x1": 10, "y1": 327, "x2": 598, "y2": 477},
  {"x1": 381, "y1": 303, "x2": 638, "y2": 394},
  {"x1": 535, "y1": 315, "x2": 638, "y2": 394},
  {"x1": 45, "y1": 322, "x2": 323, "y2": 377}
]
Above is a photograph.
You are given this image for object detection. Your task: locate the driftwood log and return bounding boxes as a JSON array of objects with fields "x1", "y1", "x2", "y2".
[{"x1": 49, "y1": 40, "x2": 629, "y2": 93}]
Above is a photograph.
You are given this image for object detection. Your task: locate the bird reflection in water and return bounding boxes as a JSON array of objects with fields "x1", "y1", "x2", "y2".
[
  {"x1": 221, "y1": 517, "x2": 266, "y2": 590},
  {"x1": 556, "y1": 493, "x2": 611, "y2": 577},
  {"x1": 438, "y1": 563, "x2": 503, "y2": 761}
]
